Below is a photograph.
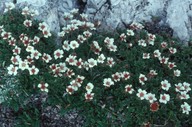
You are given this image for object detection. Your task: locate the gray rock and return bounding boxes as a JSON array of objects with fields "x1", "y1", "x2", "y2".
[
  {"x1": 84, "y1": 0, "x2": 192, "y2": 44},
  {"x1": 0, "y1": 0, "x2": 12, "y2": 13},
  {"x1": 166, "y1": 0, "x2": 192, "y2": 44}
]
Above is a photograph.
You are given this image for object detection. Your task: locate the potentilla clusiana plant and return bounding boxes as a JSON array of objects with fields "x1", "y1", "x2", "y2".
[{"x1": 0, "y1": 2, "x2": 192, "y2": 126}]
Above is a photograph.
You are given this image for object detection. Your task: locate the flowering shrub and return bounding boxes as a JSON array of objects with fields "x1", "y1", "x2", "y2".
[{"x1": 0, "y1": 2, "x2": 192, "y2": 126}]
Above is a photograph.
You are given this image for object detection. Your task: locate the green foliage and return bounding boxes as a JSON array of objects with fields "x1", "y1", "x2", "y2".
[{"x1": 0, "y1": 5, "x2": 192, "y2": 127}]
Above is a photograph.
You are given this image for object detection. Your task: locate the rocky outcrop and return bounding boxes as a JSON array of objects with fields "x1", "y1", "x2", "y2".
[
  {"x1": 84, "y1": 0, "x2": 192, "y2": 44},
  {"x1": 0, "y1": 0, "x2": 192, "y2": 44}
]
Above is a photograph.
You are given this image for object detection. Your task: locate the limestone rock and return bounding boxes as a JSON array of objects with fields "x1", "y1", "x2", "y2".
[
  {"x1": 0, "y1": 0, "x2": 12, "y2": 13},
  {"x1": 166, "y1": 0, "x2": 192, "y2": 43},
  {"x1": 84, "y1": 0, "x2": 192, "y2": 44}
]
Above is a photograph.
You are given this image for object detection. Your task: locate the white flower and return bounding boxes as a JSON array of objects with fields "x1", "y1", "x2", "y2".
[
  {"x1": 86, "y1": 83, "x2": 94, "y2": 93},
  {"x1": 179, "y1": 91, "x2": 190, "y2": 100},
  {"x1": 169, "y1": 47, "x2": 177, "y2": 54},
  {"x1": 62, "y1": 27, "x2": 69, "y2": 33},
  {"x1": 104, "y1": 37, "x2": 114, "y2": 45},
  {"x1": 70, "y1": 40, "x2": 79, "y2": 49},
  {"x1": 66, "y1": 85, "x2": 74, "y2": 94},
  {"x1": 22, "y1": 7, "x2": 30, "y2": 16},
  {"x1": 130, "y1": 22, "x2": 144, "y2": 30},
  {"x1": 86, "y1": 22, "x2": 95, "y2": 28},
  {"x1": 42, "y1": 53, "x2": 52, "y2": 63},
  {"x1": 77, "y1": 35, "x2": 86, "y2": 43},
  {"x1": 149, "y1": 70, "x2": 158, "y2": 77},
  {"x1": 68, "y1": 24, "x2": 78, "y2": 31},
  {"x1": 80, "y1": 13, "x2": 88, "y2": 20},
  {"x1": 143, "y1": 53, "x2": 150, "y2": 59},
  {"x1": 107, "y1": 57, "x2": 115, "y2": 67},
  {"x1": 181, "y1": 102, "x2": 191, "y2": 115},
  {"x1": 125, "y1": 85, "x2": 134, "y2": 94},
  {"x1": 153, "y1": 50, "x2": 161, "y2": 58},
  {"x1": 64, "y1": 12, "x2": 74, "y2": 20},
  {"x1": 0, "y1": 25, "x2": 4, "y2": 32},
  {"x1": 161, "y1": 80, "x2": 171, "y2": 91},
  {"x1": 62, "y1": 40, "x2": 70, "y2": 51},
  {"x1": 31, "y1": 50, "x2": 42, "y2": 59},
  {"x1": 52, "y1": 67, "x2": 62, "y2": 77},
  {"x1": 88, "y1": 58, "x2": 97, "y2": 68},
  {"x1": 4, "y1": 2, "x2": 15, "y2": 13},
  {"x1": 11, "y1": 55, "x2": 21, "y2": 65},
  {"x1": 70, "y1": 80, "x2": 81, "y2": 91},
  {"x1": 174, "y1": 69, "x2": 181, "y2": 77},
  {"x1": 159, "y1": 94, "x2": 170, "y2": 104},
  {"x1": 159, "y1": 56, "x2": 169, "y2": 64},
  {"x1": 168, "y1": 62, "x2": 176, "y2": 69},
  {"x1": 1, "y1": 31, "x2": 11, "y2": 40},
  {"x1": 12, "y1": 46, "x2": 21, "y2": 55},
  {"x1": 26, "y1": 45, "x2": 34, "y2": 52},
  {"x1": 183, "y1": 82, "x2": 191, "y2": 92},
  {"x1": 127, "y1": 29, "x2": 134, "y2": 36},
  {"x1": 112, "y1": 72, "x2": 122, "y2": 82},
  {"x1": 97, "y1": 54, "x2": 106, "y2": 63},
  {"x1": 175, "y1": 83, "x2": 184, "y2": 92},
  {"x1": 161, "y1": 42, "x2": 168, "y2": 48},
  {"x1": 70, "y1": 8, "x2": 79, "y2": 14},
  {"x1": 19, "y1": 61, "x2": 29, "y2": 71},
  {"x1": 8, "y1": 37, "x2": 16, "y2": 46},
  {"x1": 85, "y1": 92, "x2": 94, "y2": 101},
  {"x1": 107, "y1": 44, "x2": 117, "y2": 52},
  {"x1": 91, "y1": 46, "x2": 100, "y2": 55},
  {"x1": 54, "y1": 49, "x2": 64, "y2": 59},
  {"x1": 122, "y1": 71, "x2": 130, "y2": 80},
  {"x1": 86, "y1": 21, "x2": 96, "y2": 30},
  {"x1": 103, "y1": 78, "x2": 114, "y2": 87},
  {"x1": 38, "y1": 22, "x2": 48, "y2": 31},
  {"x1": 65, "y1": 55, "x2": 77, "y2": 66},
  {"x1": 76, "y1": 75, "x2": 85, "y2": 84},
  {"x1": 58, "y1": 31, "x2": 65, "y2": 37},
  {"x1": 23, "y1": 20, "x2": 32, "y2": 27},
  {"x1": 38, "y1": 83, "x2": 49, "y2": 92},
  {"x1": 7, "y1": 64, "x2": 18, "y2": 75},
  {"x1": 120, "y1": 33, "x2": 126, "y2": 41},
  {"x1": 28, "y1": 66, "x2": 39, "y2": 75},
  {"x1": 42, "y1": 29, "x2": 52, "y2": 38},
  {"x1": 83, "y1": 61, "x2": 89, "y2": 71},
  {"x1": 92, "y1": 41, "x2": 100, "y2": 49},
  {"x1": 138, "y1": 39, "x2": 146, "y2": 47},
  {"x1": 139, "y1": 74, "x2": 147, "y2": 85},
  {"x1": 59, "y1": 62, "x2": 68, "y2": 72},
  {"x1": 22, "y1": 36, "x2": 30, "y2": 46},
  {"x1": 33, "y1": 36, "x2": 40, "y2": 45},
  {"x1": 76, "y1": 58, "x2": 84, "y2": 68},
  {"x1": 145, "y1": 93, "x2": 157, "y2": 103},
  {"x1": 83, "y1": 31, "x2": 92, "y2": 38},
  {"x1": 136, "y1": 89, "x2": 147, "y2": 100},
  {"x1": 26, "y1": 56, "x2": 34, "y2": 64},
  {"x1": 148, "y1": 41, "x2": 154, "y2": 46},
  {"x1": 71, "y1": 19, "x2": 82, "y2": 25},
  {"x1": 30, "y1": 9, "x2": 39, "y2": 17},
  {"x1": 148, "y1": 33, "x2": 156, "y2": 42}
]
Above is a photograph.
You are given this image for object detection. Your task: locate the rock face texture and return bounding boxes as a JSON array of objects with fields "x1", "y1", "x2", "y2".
[
  {"x1": 0, "y1": 0, "x2": 192, "y2": 43},
  {"x1": 84, "y1": 0, "x2": 192, "y2": 43}
]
